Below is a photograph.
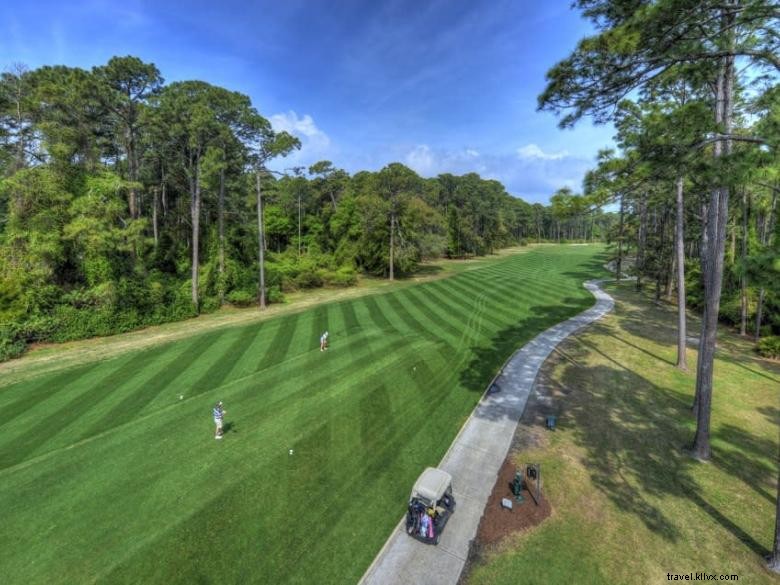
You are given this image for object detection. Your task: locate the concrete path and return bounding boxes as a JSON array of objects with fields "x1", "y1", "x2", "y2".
[{"x1": 359, "y1": 280, "x2": 615, "y2": 585}]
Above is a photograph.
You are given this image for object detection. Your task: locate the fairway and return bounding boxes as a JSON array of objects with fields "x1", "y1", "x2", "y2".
[{"x1": 0, "y1": 245, "x2": 604, "y2": 585}]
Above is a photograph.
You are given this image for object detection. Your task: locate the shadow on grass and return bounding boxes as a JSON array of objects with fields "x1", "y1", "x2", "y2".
[
  {"x1": 459, "y1": 299, "x2": 593, "y2": 423},
  {"x1": 410, "y1": 264, "x2": 444, "y2": 277},
  {"x1": 539, "y1": 301, "x2": 776, "y2": 557}
]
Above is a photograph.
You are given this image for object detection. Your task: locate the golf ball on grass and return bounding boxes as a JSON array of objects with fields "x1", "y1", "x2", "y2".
[
  {"x1": 289, "y1": 449, "x2": 294, "y2": 455},
  {"x1": 179, "y1": 395, "x2": 184, "y2": 400}
]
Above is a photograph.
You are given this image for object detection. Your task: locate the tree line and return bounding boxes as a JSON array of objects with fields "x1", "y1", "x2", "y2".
[
  {"x1": 0, "y1": 56, "x2": 616, "y2": 361},
  {"x1": 538, "y1": 0, "x2": 779, "y2": 570}
]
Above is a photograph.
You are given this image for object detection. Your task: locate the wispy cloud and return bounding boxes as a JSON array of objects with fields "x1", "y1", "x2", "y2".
[
  {"x1": 269, "y1": 110, "x2": 334, "y2": 169},
  {"x1": 401, "y1": 143, "x2": 591, "y2": 203},
  {"x1": 517, "y1": 143, "x2": 569, "y2": 161}
]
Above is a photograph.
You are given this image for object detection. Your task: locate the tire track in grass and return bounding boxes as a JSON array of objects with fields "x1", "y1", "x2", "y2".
[
  {"x1": 255, "y1": 312, "x2": 300, "y2": 372},
  {"x1": 401, "y1": 284, "x2": 491, "y2": 376},
  {"x1": 432, "y1": 279, "x2": 507, "y2": 331},
  {"x1": 383, "y1": 293, "x2": 445, "y2": 344},
  {"x1": 0, "y1": 362, "x2": 98, "y2": 430},
  {"x1": 399, "y1": 287, "x2": 464, "y2": 341},
  {"x1": 446, "y1": 276, "x2": 544, "y2": 324},
  {"x1": 0, "y1": 347, "x2": 160, "y2": 470},
  {"x1": 82, "y1": 330, "x2": 225, "y2": 440},
  {"x1": 418, "y1": 282, "x2": 479, "y2": 331}
]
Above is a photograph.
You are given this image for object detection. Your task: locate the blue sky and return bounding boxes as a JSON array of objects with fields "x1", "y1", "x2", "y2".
[{"x1": 2, "y1": 0, "x2": 616, "y2": 203}]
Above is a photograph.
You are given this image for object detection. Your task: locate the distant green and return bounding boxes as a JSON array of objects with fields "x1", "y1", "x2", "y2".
[{"x1": 0, "y1": 245, "x2": 604, "y2": 585}]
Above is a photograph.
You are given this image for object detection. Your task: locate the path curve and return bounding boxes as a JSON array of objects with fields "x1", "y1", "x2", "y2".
[{"x1": 359, "y1": 280, "x2": 614, "y2": 585}]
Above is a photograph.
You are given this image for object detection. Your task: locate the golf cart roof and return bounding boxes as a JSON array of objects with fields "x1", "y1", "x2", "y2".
[{"x1": 412, "y1": 467, "x2": 452, "y2": 503}]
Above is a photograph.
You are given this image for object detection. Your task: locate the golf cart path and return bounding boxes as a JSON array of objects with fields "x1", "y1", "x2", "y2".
[{"x1": 359, "y1": 280, "x2": 614, "y2": 585}]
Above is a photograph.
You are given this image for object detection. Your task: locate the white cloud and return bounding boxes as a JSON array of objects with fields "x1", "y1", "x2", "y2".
[
  {"x1": 269, "y1": 111, "x2": 330, "y2": 145},
  {"x1": 516, "y1": 143, "x2": 569, "y2": 161},
  {"x1": 396, "y1": 143, "x2": 591, "y2": 203},
  {"x1": 268, "y1": 110, "x2": 334, "y2": 169},
  {"x1": 405, "y1": 144, "x2": 436, "y2": 174}
]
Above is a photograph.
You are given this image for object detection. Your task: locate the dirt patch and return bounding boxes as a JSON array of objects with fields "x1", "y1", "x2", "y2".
[{"x1": 475, "y1": 457, "x2": 552, "y2": 546}]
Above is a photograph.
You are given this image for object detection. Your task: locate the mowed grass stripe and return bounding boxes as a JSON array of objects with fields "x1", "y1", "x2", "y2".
[
  {"x1": 0, "y1": 362, "x2": 97, "y2": 428},
  {"x1": 82, "y1": 331, "x2": 222, "y2": 439},
  {"x1": 382, "y1": 292, "x2": 443, "y2": 343},
  {"x1": 401, "y1": 286, "x2": 469, "y2": 341},
  {"x1": 100, "y1": 339, "x2": 452, "y2": 585},
  {"x1": 255, "y1": 312, "x2": 301, "y2": 371},
  {"x1": 361, "y1": 294, "x2": 395, "y2": 333},
  {"x1": 0, "y1": 347, "x2": 160, "y2": 470},
  {"x1": 186, "y1": 324, "x2": 267, "y2": 400},
  {"x1": 282, "y1": 352, "x2": 463, "y2": 584},
  {"x1": 398, "y1": 288, "x2": 463, "y2": 346},
  {"x1": 0, "y1": 245, "x2": 607, "y2": 585},
  {"x1": 432, "y1": 277, "x2": 511, "y2": 331}
]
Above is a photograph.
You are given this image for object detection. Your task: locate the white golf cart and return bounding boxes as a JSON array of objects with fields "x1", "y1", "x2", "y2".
[{"x1": 405, "y1": 467, "x2": 456, "y2": 545}]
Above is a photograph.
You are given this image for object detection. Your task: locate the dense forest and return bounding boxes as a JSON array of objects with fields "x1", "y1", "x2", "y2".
[{"x1": 0, "y1": 57, "x2": 618, "y2": 361}]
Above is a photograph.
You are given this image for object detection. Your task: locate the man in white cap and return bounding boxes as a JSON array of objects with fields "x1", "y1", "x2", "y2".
[{"x1": 320, "y1": 330, "x2": 329, "y2": 352}]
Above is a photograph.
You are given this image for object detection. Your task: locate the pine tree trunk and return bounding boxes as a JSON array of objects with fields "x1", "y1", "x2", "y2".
[
  {"x1": 190, "y1": 160, "x2": 201, "y2": 311},
  {"x1": 675, "y1": 176, "x2": 688, "y2": 371},
  {"x1": 389, "y1": 211, "x2": 395, "y2": 281},
  {"x1": 127, "y1": 128, "x2": 139, "y2": 219},
  {"x1": 770, "y1": 463, "x2": 780, "y2": 573},
  {"x1": 756, "y1": 190, "x2": 777, "y2": 339},
  {"x1": 617, "y1": 193, "x2": 625, "y2": 281},
  {"x1": 692, "y1": 22, "x2": 734, "y2": 461},
  {"x1": 755, "y1": 289, "x2": 765, "y2": 340},
  {"x1": 740, "y1": 189, "x2": 748, "y2": 335},
  {"x1": 636, "y1": 194, "x2": 647, "y2": 290},
  {"x1": 152, "y1": 187, "x2": 159, "y2": 247},
  {"x1": 256, "y1": 170, "x2": 266, "y2": 310},
  {"x1": 218, "y1": 166, "x2": 226, "y2": 304},
  {"x1": 298, "y1": 194, "x2": 302, "y2": 257}
]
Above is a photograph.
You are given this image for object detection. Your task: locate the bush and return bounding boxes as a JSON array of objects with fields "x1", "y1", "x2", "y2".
[
  {"x1": 200, "y1": 296, "x2": 221, "y2": 314},
  {"x1": 323, "y1": 266, "x2": 357, "y2": 287},
  {"x1": 295, "y1": 268, "x2": 324, "y2": 289},
  {"x1": 519, "y1": 238, "x2": 529, "y2": 247},
  {"x1": 267, "y1": 286, "x2": 285, "y2": 304},
  {"x1": 0, "y1": 324, "x2": 26, "y2": 362},
  {"x1": 226, "y1": 289, "x2": 256, "y2": 307},
  {"x1": 757, "y1": 336, "x2": 780, "y2": 359}
]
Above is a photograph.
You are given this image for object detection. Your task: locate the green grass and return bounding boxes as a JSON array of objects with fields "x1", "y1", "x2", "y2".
[
  {"x1": 465, "y1": 283, "x2": 780, "y2": 585},
  {"x1": 0, "y1": 245, "x2": 605, "y2": 585}
]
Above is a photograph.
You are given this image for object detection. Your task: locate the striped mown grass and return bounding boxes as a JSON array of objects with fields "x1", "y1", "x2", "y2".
[{"x1": 0, "y1": 245, "x2": 605, "y2": 585}]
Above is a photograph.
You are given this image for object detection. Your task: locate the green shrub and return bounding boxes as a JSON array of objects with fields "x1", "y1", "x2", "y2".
[
  {"x1": 757, "y1": 336, "x2": 780, "y2": 359},
  {"x1": 323, "y1": 266, "x2": 357, "y2": 287},
  {"x1": 226, "y1": 289, "x2": 256, "y2": 307},
  {"x1": 267, "y1": 286, "x2": 285, "y2": 304},
  {"x1": 295, "y1": 268, "x2": 323, "y2": 289},
  {"x1": 519, "y1": 238, "x2": 529, "y2": 247},
  {"x1": 200, "y1": 296, "x2": 221, "y2": 314},
  {"x1": 0, "y1": 324, "x2": 26, "y2": 362}
]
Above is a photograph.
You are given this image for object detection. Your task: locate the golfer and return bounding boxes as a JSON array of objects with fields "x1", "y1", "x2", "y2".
[
  {"x1": 320, "y1": 330, "x2": 329, "y2": 352},
  {"x1": 213, "y1": 401, "x2": 226, "y2": 439}
]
